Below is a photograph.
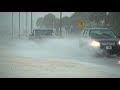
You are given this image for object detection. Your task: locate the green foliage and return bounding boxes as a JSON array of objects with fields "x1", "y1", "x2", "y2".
[
  {"x1": 43, "y1": 13, "x2": 56, "y2": 28},
  {"x1": 36, "y1": 17, "x2": 43, "y2": 27},
  {"x1": 105, "y1": 12, "x2": 120, "y2": 36},
  {"x1": 36, "y1": 12, "x2": 120, "y2": 35}
]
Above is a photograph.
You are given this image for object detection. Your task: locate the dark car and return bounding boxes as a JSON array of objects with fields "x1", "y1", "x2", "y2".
[{"x1": 79, "y1": 28, "x2": 120, "y2": 56}]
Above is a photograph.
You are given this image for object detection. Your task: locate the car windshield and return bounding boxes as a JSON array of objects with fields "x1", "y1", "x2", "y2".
[{"x1": 89, "y1": 29, "x2": 117, "y2": 39}]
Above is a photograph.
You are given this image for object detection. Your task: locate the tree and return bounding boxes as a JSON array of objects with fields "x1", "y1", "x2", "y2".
[
  {"x1": 90, "y1": 12, "x2": 106, "y2": 26},
  {"x1": 70, "y1": 12, "x2": 93, "y2": 31},
  {"x1": 36, "y1": 13, "x2": 56, "y2": 28},
  {"x1": 43, "y1": 13, "x2": 56, "y2": 28},
  {"x1": 62, "y1": 16, "x2": 71, "y2": 30},
  {"x1": 36, "y1": 17, "x2": 44, "y2": 27},
  {"x1": 36, "y1": 12, "x2": 115, "y2": 36},
  {"x1": 54, "y1": 18, "x2": 60, "y2": 29},
  {"x1": 105, "y1": 12, "x2": 120, "y2": 36}
]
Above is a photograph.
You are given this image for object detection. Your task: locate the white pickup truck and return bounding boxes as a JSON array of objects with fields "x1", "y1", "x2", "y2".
[{"x1": 29, "y1": 28, "x2": 58, "y2": 40}]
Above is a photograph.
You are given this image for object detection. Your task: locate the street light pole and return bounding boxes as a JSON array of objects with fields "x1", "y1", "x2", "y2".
[
  {"x1": 26, "y1": 12, "x2": 28, "y2": 36},
  {"x1": 12, "y1": 12, "x2": 13, "y2": 39},
  {"x1": 31, "y1": 12, "x2": 33, "y2": 33},
  {"x1": 19, "y1": 12, "x2": 20, "y2": 39},
  {"x1": 60, "y1": 12, "x2": 62, "y2": 37},
  {"x1": 106, "y1": 12, "x2": 110, "y2": 27}
]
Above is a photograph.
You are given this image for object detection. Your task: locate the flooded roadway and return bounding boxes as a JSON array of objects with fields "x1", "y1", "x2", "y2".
[{"x1": 0, "y1": 38, "x2": 120, "y2": 78}]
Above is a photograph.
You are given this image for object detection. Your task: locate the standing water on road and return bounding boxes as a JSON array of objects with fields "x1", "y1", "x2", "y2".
[{"x1": 0, "y1": 38, "x2": 99, "y2": 59}]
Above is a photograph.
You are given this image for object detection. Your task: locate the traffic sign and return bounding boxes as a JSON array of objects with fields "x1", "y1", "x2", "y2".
[{"x1": 79, "y1": 20, "x2": 85, "y2": 29}]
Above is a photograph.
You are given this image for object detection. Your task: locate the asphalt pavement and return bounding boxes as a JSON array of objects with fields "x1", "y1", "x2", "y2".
[{"x1": 0, "y1": 38, "x2": 120, "y2": 78}]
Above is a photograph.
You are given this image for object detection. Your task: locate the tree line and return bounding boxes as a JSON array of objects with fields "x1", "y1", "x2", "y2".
[{"x1": 36, "y1": 12, "x2": 120, "y2": 37}]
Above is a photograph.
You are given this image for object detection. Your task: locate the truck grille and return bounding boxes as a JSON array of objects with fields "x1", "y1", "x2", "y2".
[{"x1": 101, "y1": 42, "x2": 116, "y2": 46}]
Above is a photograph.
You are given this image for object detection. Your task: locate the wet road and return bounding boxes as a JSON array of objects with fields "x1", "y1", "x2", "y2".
[{"x1": 0, "y1": 38, "x2": 120, "y2": 78}]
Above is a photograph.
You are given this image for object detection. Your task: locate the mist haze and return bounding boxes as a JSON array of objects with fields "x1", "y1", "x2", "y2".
[{"x1": 0, "y1": 12, "x2": 120, "y2": 78}]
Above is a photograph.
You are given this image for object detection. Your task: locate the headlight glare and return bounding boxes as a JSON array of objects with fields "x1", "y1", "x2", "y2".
[
  {"x1": 90, "y1": 41, "x2": 100, "y2": 47},
  {"x1": 118, "y1": 40, "x2": 120, "y2": 45}
]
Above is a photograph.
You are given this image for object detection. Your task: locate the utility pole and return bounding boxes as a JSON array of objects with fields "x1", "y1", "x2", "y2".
[
  {"x1": 106, "y1": 12, "x2": 110, "y2": 27},
  {"x1": 12, "y1": 12, "x2": 13, "y2": 39},
  {"x1": 26, "y1": 12, "x2": 28, "y2": 37},
  {"x1": 31, "y1": 12, "x2": 33, "y2": 33},
  {"x1": 19, "y1": 12, "x2": 20, "y2": 39},
  {"x1": 60, "y1": 12, "x2": 62, "y2": 37}
]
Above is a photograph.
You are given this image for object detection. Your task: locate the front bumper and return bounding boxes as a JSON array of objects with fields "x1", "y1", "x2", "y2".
[{"x1": 100, "y1": 45, "x2": 120, "y2": 54}]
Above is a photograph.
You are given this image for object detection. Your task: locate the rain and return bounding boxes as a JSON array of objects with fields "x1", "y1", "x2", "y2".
[{"x1": 0, "y1": 12, "x2": 120, "y2": 78}]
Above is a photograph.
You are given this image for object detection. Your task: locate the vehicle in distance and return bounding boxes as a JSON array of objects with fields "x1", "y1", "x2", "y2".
[
  {"x1": 79, "y1": 28, "x2": 120, "y2": 56},
  {"x1": 29, "y1": 28, "x2": 57, "y2": 40}
]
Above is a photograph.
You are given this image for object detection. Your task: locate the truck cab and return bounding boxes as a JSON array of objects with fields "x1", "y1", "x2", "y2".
[{"x1": 29, "y1": 28, "x2": 57, "y2": 40}]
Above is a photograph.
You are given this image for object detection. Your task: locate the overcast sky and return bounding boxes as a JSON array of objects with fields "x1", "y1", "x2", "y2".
[
  {"x1": 0, "y1": 12, "x2": 75, "y2": 38},
  {"x1": 0, "y1": 12, "x2": 74, "y2": 30},
  {"x1": 33, "y1": 12, "x2": 74, "y2": 28},
  {"x1": 33, "y1": 12, "x2": 74, "y2": 18}
]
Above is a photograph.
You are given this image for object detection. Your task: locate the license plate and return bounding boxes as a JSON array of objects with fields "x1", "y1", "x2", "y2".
[{"x1": 106, "y1": 46, "x2": 112, "y2": 50}]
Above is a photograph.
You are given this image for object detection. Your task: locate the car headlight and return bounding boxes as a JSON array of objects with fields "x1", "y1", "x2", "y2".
[
  {"x1": 118, "y1": 40, "x2": 120, "y2": 45},
  {"x1": 90, "y1": 40, "x2": 100, "y2": 47}
]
